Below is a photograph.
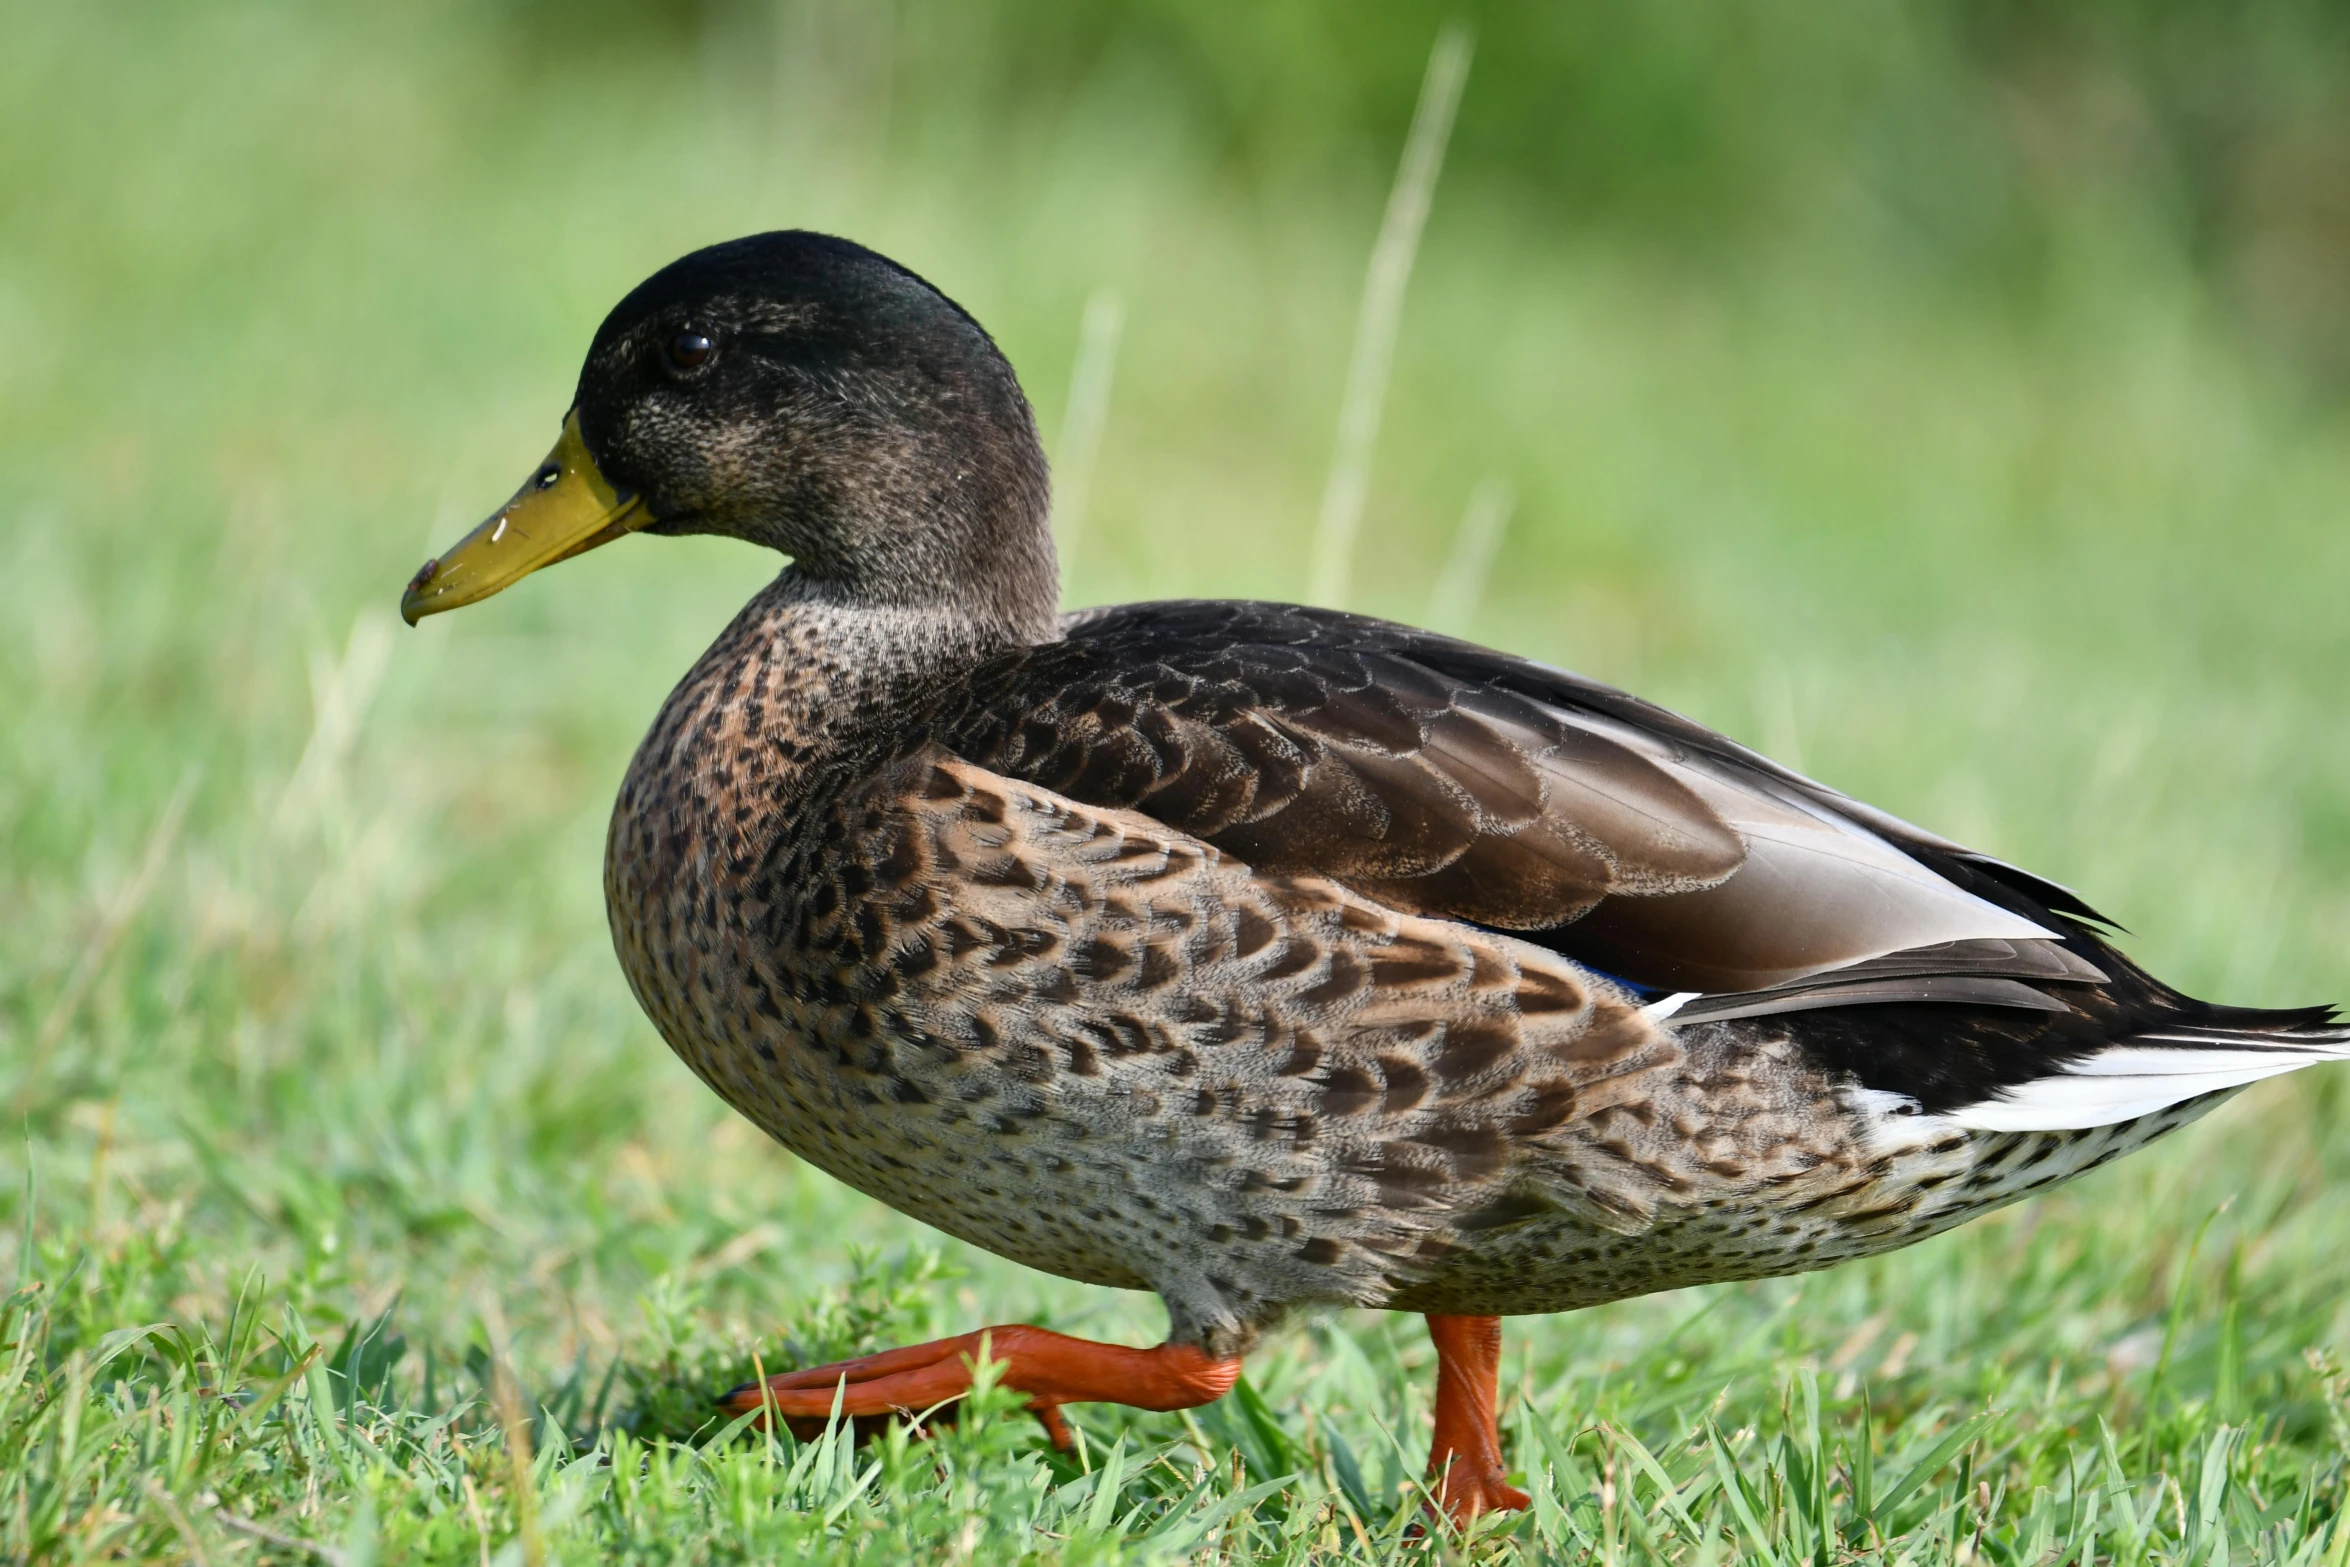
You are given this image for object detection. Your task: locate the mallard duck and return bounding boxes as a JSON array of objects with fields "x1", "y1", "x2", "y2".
[{"x1": 403, "y1": 231, "x2": 2348, "y2": 1525}]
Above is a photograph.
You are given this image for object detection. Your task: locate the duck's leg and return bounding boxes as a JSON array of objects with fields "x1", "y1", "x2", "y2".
[
  {"x1": 1424, "y1": 1314, "x2": 1531, "y2": 1524},
  {"x1": 720, "y1": 1325, "x2": 1241, "y2": 1447}
]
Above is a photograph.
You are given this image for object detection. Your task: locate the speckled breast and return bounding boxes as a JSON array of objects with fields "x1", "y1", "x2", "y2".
[{"x1": 601, "y1": 710, "x2": 1167, "y2": 1295}]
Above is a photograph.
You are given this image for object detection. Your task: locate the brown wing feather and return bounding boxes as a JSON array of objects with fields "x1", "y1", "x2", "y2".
[{"x1": 937, "y1": 601, "x2": 2056, "y2": 992}]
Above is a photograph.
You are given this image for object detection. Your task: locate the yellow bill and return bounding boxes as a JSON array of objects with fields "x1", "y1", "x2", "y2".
[{"x1": 401, "y1": 410, "x2": 647, "y2": 625}]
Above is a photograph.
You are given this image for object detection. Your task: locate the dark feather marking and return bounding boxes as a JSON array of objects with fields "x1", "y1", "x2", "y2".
[{"x1": 1433, "y1": 1018, "x2": 1518, "y2": 1086}]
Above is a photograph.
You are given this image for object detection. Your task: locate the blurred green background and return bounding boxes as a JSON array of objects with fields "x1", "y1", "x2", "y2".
[{"x1": 4, "y1": 0, "x2": 2349, "y2": 1558}]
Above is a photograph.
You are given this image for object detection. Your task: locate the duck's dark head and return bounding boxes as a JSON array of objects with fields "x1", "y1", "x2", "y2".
[{"x1": 402, "y1": 231, "x2": 1057, "y2": 640}]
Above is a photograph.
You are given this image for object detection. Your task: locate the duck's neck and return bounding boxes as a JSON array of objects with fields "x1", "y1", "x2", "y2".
[
  {"x1": 626, "y1": 567, "x2": 1042, "y2": 823},
  {"x1": 766, "y1": 565, "x2": 1040, "y2": 709},
  {"x1": 791, "y1": 497, "x2": 1063, "y2": 648},
  {"x1": 719, "y1": 385, "x2": 1065, "y2": 646}
]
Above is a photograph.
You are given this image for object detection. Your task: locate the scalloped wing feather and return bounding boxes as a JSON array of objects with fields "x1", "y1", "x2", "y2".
[{"x1": 949, "y1": 602, "x2": 2052, "y2": 993}]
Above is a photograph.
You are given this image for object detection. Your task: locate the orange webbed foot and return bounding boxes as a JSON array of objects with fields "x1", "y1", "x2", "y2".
[
  {"x1": 720, "y1": 1324, "x2": 1241, "y2": 1448},
  {"x1": 1423, "y1": 1313, "x2": 1530, "y2": 1528},
  {"x1": 1432, "y1": 1461, "x2": 1534, "y2": 1525}
]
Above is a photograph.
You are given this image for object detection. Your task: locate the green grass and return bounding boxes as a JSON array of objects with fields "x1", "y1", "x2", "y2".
[{"x1": 5, "y1": 2, "x2": 2350, "y2": 1561}]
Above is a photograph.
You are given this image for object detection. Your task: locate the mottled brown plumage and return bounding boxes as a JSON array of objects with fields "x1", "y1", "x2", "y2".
[{"x1": 406, "y1": 231, "x2": 2349, "y2": 1527}]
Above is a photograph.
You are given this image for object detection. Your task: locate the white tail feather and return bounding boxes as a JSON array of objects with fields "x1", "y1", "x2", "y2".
[{"x1": 1946, "y1": 1032, "x2": 2350, "y2": 1133}]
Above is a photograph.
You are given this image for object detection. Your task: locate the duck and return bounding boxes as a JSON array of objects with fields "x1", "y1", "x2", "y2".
[{"x1": 402, "y1": 230, "x2": 2350, "y2": 1526}]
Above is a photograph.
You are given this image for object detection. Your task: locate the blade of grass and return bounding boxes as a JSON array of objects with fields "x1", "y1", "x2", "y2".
[
  {"x1": 1306, "y1": 21, "x2": 1472, "y2": 606},
  {"x1": 12, "y1": 773, "x2": 194, "y2": 1114},
  {"x1": 1707, "y1": 1418, "x2": 1785, "y2": 1567},
  {"x1": 1426, "y1": 476, "x2": 1512, "y2": 628},
  {"x1": 1051, "y1": 285, "x2": 1125, "y2": 594},
  {"x1": 1875, "y1": 1409, "x2": 2002, "y2": 1526}
]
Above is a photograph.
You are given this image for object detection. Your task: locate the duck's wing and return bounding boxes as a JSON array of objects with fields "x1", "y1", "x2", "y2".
[
  {"x1": 939, "y1": 600, "x2": 2084, "y2": 997},
  {"x1": 929, "y1": 599, "x2": 2348, "y2": 1133}
]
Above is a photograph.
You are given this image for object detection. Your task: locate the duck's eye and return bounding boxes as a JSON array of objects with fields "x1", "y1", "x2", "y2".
[{"x1": 666, "y1": 330, "x2": 715, "y2": 371}]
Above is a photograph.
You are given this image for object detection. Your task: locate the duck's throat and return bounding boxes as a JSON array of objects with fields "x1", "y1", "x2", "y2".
[{"x1": 621, "y1": 570, "x2": 1018, "y2": 831}]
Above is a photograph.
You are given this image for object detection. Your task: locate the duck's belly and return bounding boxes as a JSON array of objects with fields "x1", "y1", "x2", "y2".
[
  {"x1": 1386, "y1": 1197, "x2": 1975, "y2": 1317},
  {"x1": 664, "y1": 997, "x2": 1169, "y2": 1294},
  {"x1": 633, "y1": 917, "x2": 2225, "y2": 1330},
  {"x1": 1387, "y1": 1093, "x2": 2223, "y2": 1317}
]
